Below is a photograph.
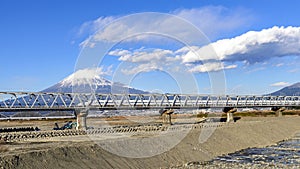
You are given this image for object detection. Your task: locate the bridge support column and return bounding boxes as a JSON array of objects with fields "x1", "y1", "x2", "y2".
[
  {"x1": 163, "y1": 114, "x2": 172, "y2": 124},
  {"x1": 226, "y1": 112, "x2": 234, "y2": 123},
  {"x1": 159, "y1": 109, "x2": 174, "y2": 125},
  {"x1": 277, "y1": 110, "x2": 282, "y2": 117},
  {"x1": 272, "y1": 107, "x2": 285, "y2": 117},
  {"x1": 223, "y1": 108, "x2": 237, "y2": 123},
  {"x1": 75, "y1": 109, "x2": 88, "y2": 130}
]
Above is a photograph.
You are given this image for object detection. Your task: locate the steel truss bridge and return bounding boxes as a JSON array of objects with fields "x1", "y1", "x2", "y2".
[{"x1": 0, "y1": 92, "x2": 299, "y2": 111}]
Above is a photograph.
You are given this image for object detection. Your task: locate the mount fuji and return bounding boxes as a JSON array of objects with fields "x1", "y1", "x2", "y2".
[{"x1": 42, "y1": 68, "x2": 148, "y2": 94}]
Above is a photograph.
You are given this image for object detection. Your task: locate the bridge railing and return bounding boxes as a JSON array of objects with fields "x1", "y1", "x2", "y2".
[{"x1": 0, "y1": 92, "x2": 300, "y2": 111}]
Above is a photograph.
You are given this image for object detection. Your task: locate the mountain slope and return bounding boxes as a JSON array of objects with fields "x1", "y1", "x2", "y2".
[
  {"x1": 42, "y1": 68, "x2": 147, "y2": 94},
  {"x1": 270, "y1": 82, "x2": 300, "y2": 96}
]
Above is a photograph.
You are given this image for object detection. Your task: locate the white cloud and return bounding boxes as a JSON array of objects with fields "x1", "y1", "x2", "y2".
[
  {"x1": 78, "y1": 6, "x2": 253, "y2": 45},
  {"x1": 108, "y1": 44, "x2": 240, "y2": 74},
  {"x1": 109, "y1": 47, "x2": 237, "y2": 74},
  {"x1": 275, "y1": 63, "x2": 284, "y2": 67},
  {"x1": 246, "y1": 67, "x2": 266, "y2": 74},
  {"x1": 175, "y1": 46, "x2": 199, "y2": 54},
  {"x1": 174, "y1": 6, "x2": 253, "y2": 39},
  {"x1": 270, "y1": 82, "x2": 290, "y2": 87},
  {"x1": 78, "y1": 16, "x2": 116, "y2": 36},
  {"x1": 121, "y1": 63, "x2": 162, "y2": 75},
  {"x1": 108, "y1": 26, "x2": 300, "y2": 74},
  {"x1": 79, "y1": 39, "x2": 96, "y2": 48},
  {"x1": 109, "y1": 48, "x2": 182, "y2": 74},
  {"x1": 182, "y1": 26, "x2": 300, "y2": 64},
  {"x1": 109, "y1": 48, "x2": 238, "y2": 74},
  {"x1": 108, "y1": 49, "x2": 131, "y2": 57},
  {"x1": 188, "y1": 62, "x2": 237, "y2": 73},
  {"x1": 288, "y1": 68, "x2": 299, "y2": 73},
  {"x1": 181, "y1": 44, "x2": 219, "y2": 63},
  {"x1": 109, "y1": 48, "x2": 177, "y2": 63},
  {"x1": 77, "y1": 9, "x2": 300, "y2": 75}
]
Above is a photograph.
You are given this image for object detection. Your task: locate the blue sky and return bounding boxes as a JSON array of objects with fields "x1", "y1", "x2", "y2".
[{"x1": 1, "y1": 0, "x2": 300, "y2": 94}]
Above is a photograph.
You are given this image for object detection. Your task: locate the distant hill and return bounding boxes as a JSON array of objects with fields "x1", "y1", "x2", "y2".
[{"x1": 270, "y1": 82, "x2": 300, "y2": 96}]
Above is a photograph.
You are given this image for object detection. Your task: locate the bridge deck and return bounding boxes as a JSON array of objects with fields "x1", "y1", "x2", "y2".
[{"x1": 0, "y1": 92, "x2": 299, "y2": 111}]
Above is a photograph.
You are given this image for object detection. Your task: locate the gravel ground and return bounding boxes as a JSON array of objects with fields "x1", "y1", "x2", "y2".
[
  {"x1": 174, "y1": 161, "x2": 300, "y2": 169},
  {"x1": 0, "y1": 116, "x2": 300, "y2": 169}
]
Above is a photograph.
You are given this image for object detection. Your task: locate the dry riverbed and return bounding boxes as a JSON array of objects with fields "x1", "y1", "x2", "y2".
[{"x1": 0, "y1": 116, "x2": 299, "y2": 169}]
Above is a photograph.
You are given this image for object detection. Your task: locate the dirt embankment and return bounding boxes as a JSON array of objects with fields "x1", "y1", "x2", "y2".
[{"x1": 0, "y1": 116, "x2": 299, "y2": 169}]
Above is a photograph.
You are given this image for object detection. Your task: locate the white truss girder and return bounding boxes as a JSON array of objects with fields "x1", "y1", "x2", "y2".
[{"x1": 0, "y1": 92, "x2": 299, "y2": 111}]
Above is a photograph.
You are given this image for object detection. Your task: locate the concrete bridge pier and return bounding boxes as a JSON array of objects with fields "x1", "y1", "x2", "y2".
[
  {"x1": 159, "y1": 109, "x2": 174, "y2": 125},
  {"x1": 74, "y1": 109, "x2": 88, "y2": 130},
  {"x1": 223, "y1": 107, "x2": 237, "y2": 123},
  {"x1": 226, "y1": 112, "x2": 234, "y2": 123},
  {"x1": 272, "y1": 107, "x2": 286, "y2": 117}
]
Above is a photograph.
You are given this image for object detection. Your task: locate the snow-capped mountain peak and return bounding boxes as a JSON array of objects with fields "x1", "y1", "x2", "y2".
[
  {"x1": 60, "y1": 68, "x2": 112, "y2": 87},
  {"x1": 42, "y1": 68, "x2": 147, "y2": 94}
]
